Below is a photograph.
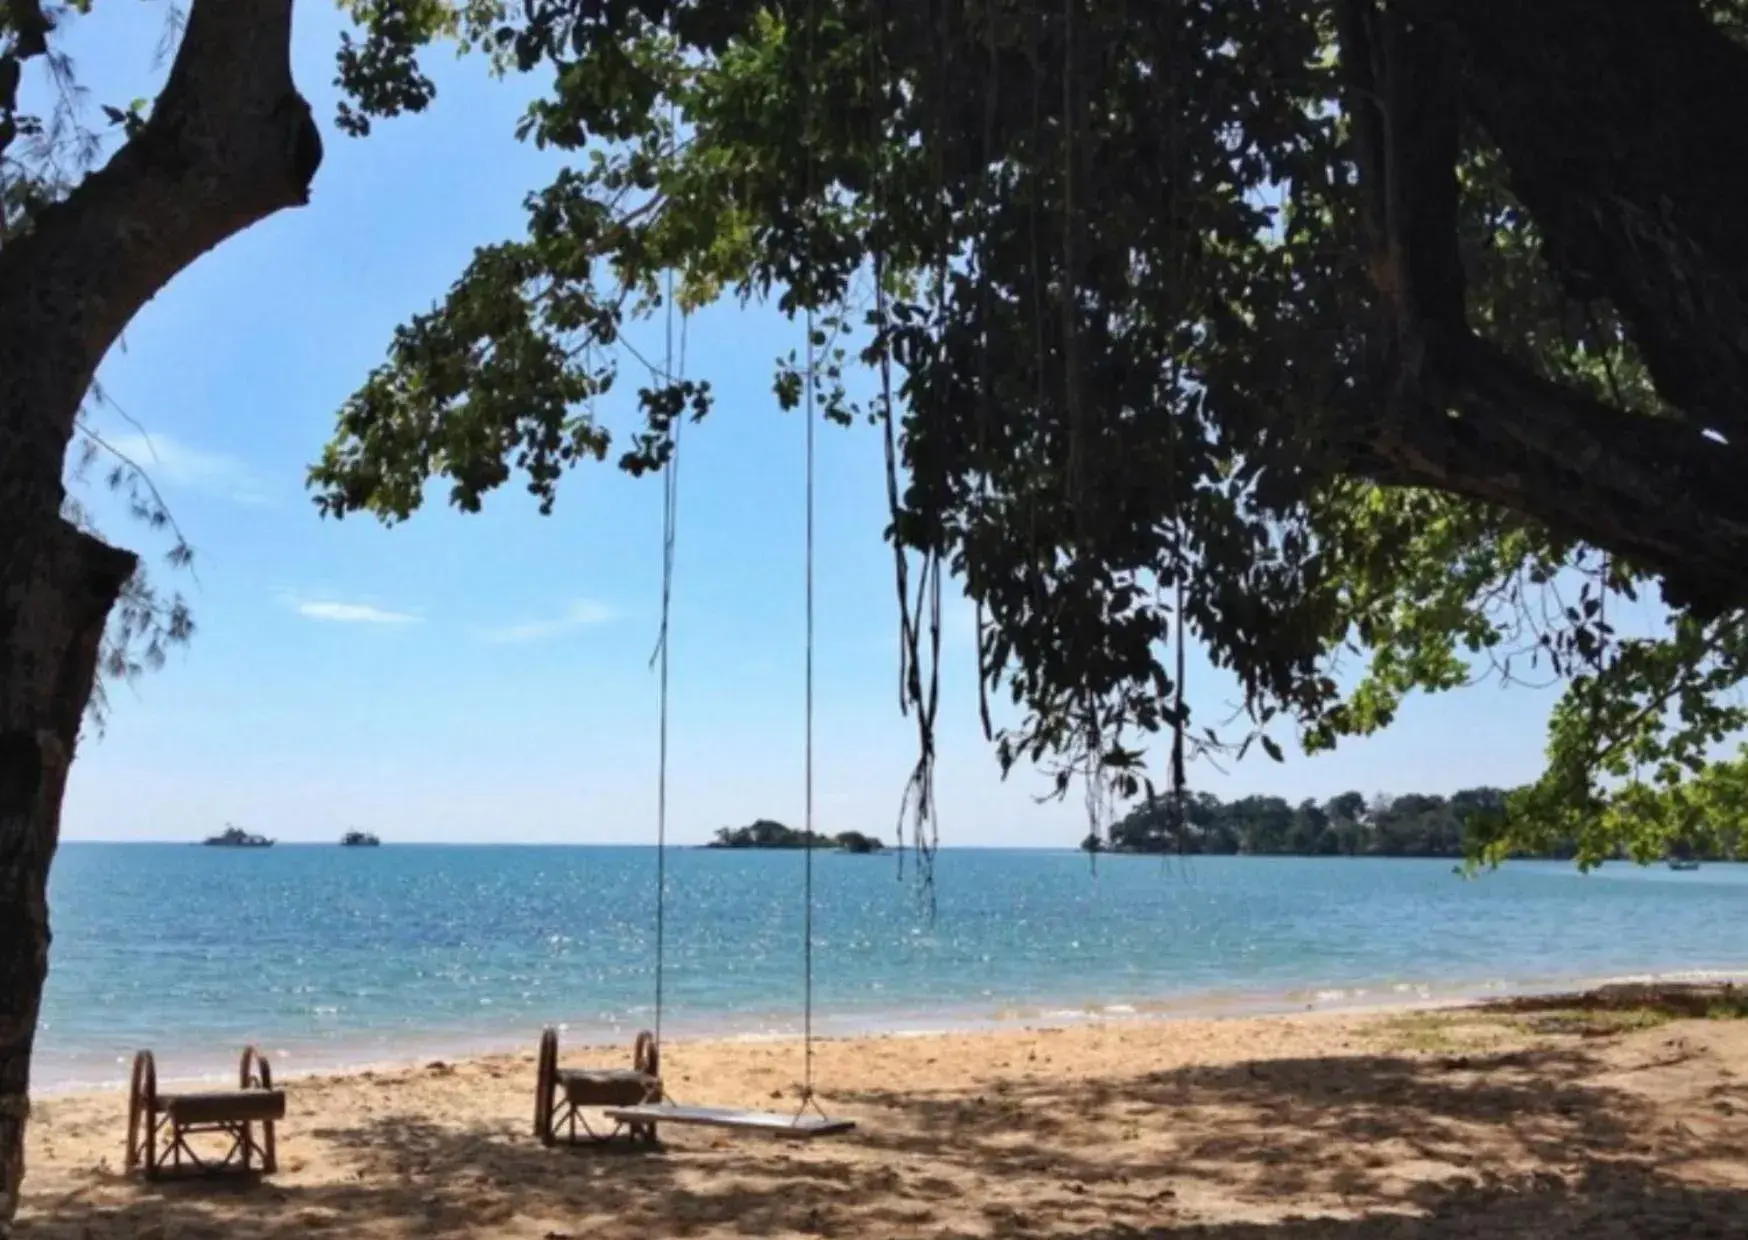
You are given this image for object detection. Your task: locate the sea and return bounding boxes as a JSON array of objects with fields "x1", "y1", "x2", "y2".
[{"x1": 34, "y1": 843, "x2": 1748, "y2": 1091}]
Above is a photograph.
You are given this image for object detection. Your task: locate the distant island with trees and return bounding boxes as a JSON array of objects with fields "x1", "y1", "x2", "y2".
[
  {"x1": 708, "y1": 819, "x2": 885, "y2": 854},
  {"x1": 1082, "y1": 787, "x2": 1741, "y2": 863}
]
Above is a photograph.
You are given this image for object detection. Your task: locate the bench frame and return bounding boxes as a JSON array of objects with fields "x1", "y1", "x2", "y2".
[
  {"x1": 125, "y1": 1046, "x2": 282, "y2": 1179},
  {"x1": 534, "y1": 1027, "x2": 663, "y2": 1146}
]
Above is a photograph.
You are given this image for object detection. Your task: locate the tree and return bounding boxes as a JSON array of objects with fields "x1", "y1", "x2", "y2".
[
  {"x1": 7, "y1": 0, "x2": 1748, "y2": 1217},
  {"x1": 308, "y1": 0, "x2": 1748, "y2": 879},
  {"x1": 0, "y1": 2, "x2": 326, "y2": 1222},
  {"x1": 1288, "y1": 799, "x2": 1333, "y2": 855}
]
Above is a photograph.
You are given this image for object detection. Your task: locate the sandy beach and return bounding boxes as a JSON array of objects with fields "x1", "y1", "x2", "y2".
[{"x1": 17, "y1": 986, "x2": 1748, "y2": 1238}]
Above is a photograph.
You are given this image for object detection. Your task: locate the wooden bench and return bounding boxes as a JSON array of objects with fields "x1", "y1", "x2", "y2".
[
  {"x1": 534, "y1": 1027, "x2": 663, "y2": 1145},
  {"x1": 126, "y1": 1046, "x2": 285, "y2": 1178}
]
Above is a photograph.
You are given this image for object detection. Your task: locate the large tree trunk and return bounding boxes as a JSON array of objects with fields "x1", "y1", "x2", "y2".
[
  {"x1": 0, "y1": 519, "x2": 134, "y2": 1230},
  {"x1": 0, "y1": 2, "x2": 321, "y2": 1227},
  {"x1": 1340, "y1": 0, "x2": 1748, "y2": 615}
]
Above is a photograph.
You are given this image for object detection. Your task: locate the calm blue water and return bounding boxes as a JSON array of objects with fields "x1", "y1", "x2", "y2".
[{"x1": 36, "y1": 844, "x2": 1748, "y2": 1089}]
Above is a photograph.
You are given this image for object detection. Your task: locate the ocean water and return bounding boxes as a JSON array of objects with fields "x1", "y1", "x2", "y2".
[{"x1": 35, "y1": 843, "x2": 1748, "y2": 1090}]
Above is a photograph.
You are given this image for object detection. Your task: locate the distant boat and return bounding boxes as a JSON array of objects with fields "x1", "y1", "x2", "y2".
[
  {"x1": 340, "y1": 830, "x2": 381, "y2": 847},
  {"x1": 1668, "y1": 858, "x2": 1702, "y2": 871},
  {"x1": 203, "y1": 824, "x2": 274, "y2": 848}
]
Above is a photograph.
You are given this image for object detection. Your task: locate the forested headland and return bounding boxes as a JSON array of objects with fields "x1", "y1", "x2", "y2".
[{"x1": 1089, "y1": 788, "x2": 1739, "y2": 862}]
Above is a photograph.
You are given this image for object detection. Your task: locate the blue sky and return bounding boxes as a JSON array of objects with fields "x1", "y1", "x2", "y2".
[{"x1": 52, "y1": 3, "x2": 1575, "y2": 845}]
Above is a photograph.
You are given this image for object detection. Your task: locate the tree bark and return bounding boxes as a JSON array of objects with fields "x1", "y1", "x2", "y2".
[
  {"x1": 1434, "y1": 0, "x2": 1748, "y2": 444},
  {"x1": 0, "y1": 520, "x2": 134, "y2": 1232},
  {"x1": 0, "y1": 2, "x2": 321, "y2": 1227},
  {"x1": 1338, "y1": 0, "x2": 1748, "y2": 615}
]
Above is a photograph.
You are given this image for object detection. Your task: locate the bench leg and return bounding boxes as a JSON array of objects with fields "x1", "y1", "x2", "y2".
[
  {"x1": 143, "y1": 1111, "x2": 161, "y2": 1179},
  {"x1": 170, "y1": 1121, "x2": 200, "y2": 1174},
  {"x1": 149, "y1": 1118, "x2": 276, "y2": 1177},
  {"x1": 214, "y1": 1126, "x2": 244, "y2": 1172},
  {"x1": 547, "y1": 1100, "x2": 642, "y2": 1146},
  {"x1": 538, "y1": 1085, "x2": 556, "y2": 1147}
]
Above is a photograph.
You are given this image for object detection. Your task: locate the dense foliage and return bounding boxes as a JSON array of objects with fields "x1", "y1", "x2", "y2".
[
  {"x1": 1095, "y1": 781, "x2": 1746, "y2": 863},
  {"x1": 305, "y1": 0, "x2": 1748, "y2": 871},
  {"x1": 708, "y1": 820, "x2": 885, "y2": 852}
]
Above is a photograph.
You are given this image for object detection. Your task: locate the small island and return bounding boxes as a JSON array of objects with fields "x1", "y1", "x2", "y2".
[
  {"x1": 340, "y1": 830, "x2": 381, "y2": 847},
  {"x1": 203, "y1": 824, "x2": 274, "y2": 848},
  {"x1": 708, "y1": 819, "x2": 885, "y2": 854}
]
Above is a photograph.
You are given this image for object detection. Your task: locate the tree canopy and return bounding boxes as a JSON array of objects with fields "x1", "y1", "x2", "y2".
[{"x1": 307, "y1": 0, "x2": 1748, "y2": 870}]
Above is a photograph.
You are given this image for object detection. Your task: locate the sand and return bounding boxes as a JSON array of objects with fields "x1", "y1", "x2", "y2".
[{"x1": 16, "y1": 986, "x2": 1748, "y2": 1238}]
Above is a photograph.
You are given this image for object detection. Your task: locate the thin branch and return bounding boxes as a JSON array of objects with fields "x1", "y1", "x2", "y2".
[{"x1": 73, "y1": 419, "x2": 202, "y2": 586}]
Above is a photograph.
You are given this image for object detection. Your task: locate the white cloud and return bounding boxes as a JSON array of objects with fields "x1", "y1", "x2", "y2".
[
  {"x1": 101, "y1": 432, "x2": 271, "y2": 506},
  {"x1": 474, "y1": 599, "x2": 615, "y2": 644},
  {"x1": 298, "y1": 601, "x2": 421, "y2": 625},
  {"x1": 277, "y1": 591, "x2": 421, "y2": 626}
]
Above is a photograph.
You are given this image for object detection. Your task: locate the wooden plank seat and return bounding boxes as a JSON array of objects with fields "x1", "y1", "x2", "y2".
[
  {"x1": 555, "y1": 1068, "x2": 658, "y2": 1108},
  {"x1": 602, "y1": 1102, "x2": 855, "y2": 1138},
  {"x1": 534, "y1": 1028, "x2": 663, "y2": 1145},
  {"x1": 126, "y1": 1046, "x2": 283, "y2": 1178},
  {"x1": 162, "y1": 1089, "x2": 287, "y2": 1127}
]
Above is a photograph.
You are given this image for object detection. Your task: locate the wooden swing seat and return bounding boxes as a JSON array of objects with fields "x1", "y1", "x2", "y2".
[
  {"x1": 603, "y1": 1102, "x2": 855, "y2": 1138},
  {"x1": 126, "y1": 1046, "x2": 283, "y2": 1179}
]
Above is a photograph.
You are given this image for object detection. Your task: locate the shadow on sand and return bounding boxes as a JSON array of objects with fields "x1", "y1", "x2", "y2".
[{"x1": 21, "y1": 1037, "x2": 1748, "y2": 1238}]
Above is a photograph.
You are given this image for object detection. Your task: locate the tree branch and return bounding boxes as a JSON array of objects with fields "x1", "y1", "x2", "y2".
[
  {"x1": 1422, "y1": 0, "x2": 1748, "y2": 444},
  {"x1": 1333, "y1": 0, "x2": 1748, "y2": 615},
  {"x1": 0, "y1": 0, "x2": 322, "y2": 504},
  {"x1": 0, "y1": 0, "x2": 54, "y2": 163},
  {"x1": 1360, "y1": 325, "x2": 1748, "y2": 615},
  {"x1": 1334, "y1": 1, "x2": 1387, "y2": 274}
]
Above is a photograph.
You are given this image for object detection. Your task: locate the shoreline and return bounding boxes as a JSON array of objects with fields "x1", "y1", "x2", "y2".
[{"x1": 35, "y1": 961, "x2": 1748, "y2": 1098}]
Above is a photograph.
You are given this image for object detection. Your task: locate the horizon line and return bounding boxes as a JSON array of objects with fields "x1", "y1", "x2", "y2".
[{"x1": 57, "y1": 837, "x2": 1051, "y2": 850}]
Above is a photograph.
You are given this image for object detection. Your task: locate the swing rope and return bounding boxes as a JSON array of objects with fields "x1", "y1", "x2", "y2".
[
  {"x1": 651, "y1": 252, "x2": 685, "y2": 1060},
  {"x1": 798, "y1": 0, "x2": 822, "y2": 1116},
  {"x1": 644, "y1": 9, "x2": 828, "y2": 1122},
  {"x1": 800, "y1": 295, "x2": 819, "y2": 1109}
]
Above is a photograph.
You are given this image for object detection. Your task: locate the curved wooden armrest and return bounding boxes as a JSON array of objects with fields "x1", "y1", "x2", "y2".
[{"x1": 240, "y1": 1045, "x2": 273, "y2": 1091}]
